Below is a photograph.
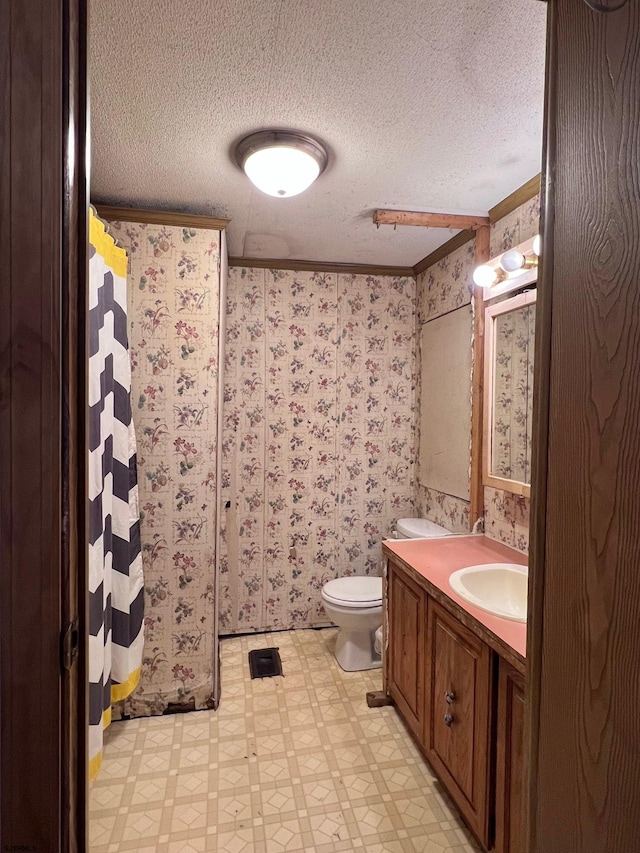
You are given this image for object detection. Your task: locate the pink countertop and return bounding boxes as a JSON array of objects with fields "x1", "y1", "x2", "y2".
[{"x1": 383, "y1": 534, "x2": 528, "y2": 660}]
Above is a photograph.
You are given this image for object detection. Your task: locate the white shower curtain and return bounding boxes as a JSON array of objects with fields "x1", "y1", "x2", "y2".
[{"x1": 88, "y1": 208, "x2": 144, "y2": 781}]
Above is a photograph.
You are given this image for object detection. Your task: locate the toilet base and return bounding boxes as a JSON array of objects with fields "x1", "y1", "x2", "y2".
[{"x1": 334, "y1": 627, "x2": 382, "y2": 672}]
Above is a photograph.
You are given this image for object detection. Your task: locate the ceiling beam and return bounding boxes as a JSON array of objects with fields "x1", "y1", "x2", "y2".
[{"x1": 373, "y1": 209, "x2": 490, "y2": 230}]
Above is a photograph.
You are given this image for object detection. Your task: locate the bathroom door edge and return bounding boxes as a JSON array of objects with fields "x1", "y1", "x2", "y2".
[{"x1": 0, "y1": 0, "x2": 89, "y2": 849}]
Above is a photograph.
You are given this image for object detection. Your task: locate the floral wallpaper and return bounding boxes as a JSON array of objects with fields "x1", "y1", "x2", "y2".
[
  {"x1": 219, "y1": 267, "x2": 417, "y2": 634},
  {"x1": 491, "y1": 303, "x2": 536, "y2": 482},
  {"x1": 484, "y1": 487, "x2": 530, "y2": 553},
  {"x1": 490, "y1": 193, "x2": 541, "y2": 257},
  {"x1": 414, "y1": 486, "x2": 470, "y2": 535},
  {"x1": 484, "y1": 192, "x2": 539, "y2": 553},
  {"x1": 415, "y1": 238, "x2": 476, "y2": 533},
  {"x1": 104, "y1": 218, "x2": 222, "y2": 716},
  {"x1": 417, "y1": 238, "x2": 476, "y2": 324},
  {"x1": 415, "y1": 193, "x2": 540, "y2": 550}
]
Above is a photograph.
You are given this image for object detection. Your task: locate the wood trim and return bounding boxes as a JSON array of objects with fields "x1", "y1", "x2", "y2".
[
  {"x1": 483, "y1": 290, "x2": 536, "y2": 501},
  {"x1": 489, "y1": 175, "x2": 541, "y2": 224},
  {"x1": 0, "y1": 1, "x2": 86, "y2": 849},
  {"x1": 374, "y1": 209, "x2": 489, "y2": 230},
  {"x1": 470, "y1": 224, "x2": 490, "y2": 530},
  {"x1": 413, "y1": 176, "x2": 541, "y2": 280},
  {"x1": 527, "y1": 1, "x2": 640, "y2": 849},
  {"x1": 94, "y1": 204, "x2": 230, "y2": 230},
  {"x1": 63, "y1": 2, "x2": 89, "y2": 850},
  {"x1": 413, "y1": 229, "x2": 475, "y2": 277},
  {"x1": 483, "y1": 475, "x2": 530, "y2": 499},
  {"x1": 524, "y1": 5, "x2": 555, "y2": 850},
  {"x1": 229, "y1": 256, "x2": 415, "y2": 277},
  {"x1": 495, "y1": 661, "x2": 526, "y2": 853}
]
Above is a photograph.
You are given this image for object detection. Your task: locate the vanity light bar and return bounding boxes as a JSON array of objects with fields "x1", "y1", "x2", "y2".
[{"x1": 474, "y1": 235, "x2": 540, "y2": 300}]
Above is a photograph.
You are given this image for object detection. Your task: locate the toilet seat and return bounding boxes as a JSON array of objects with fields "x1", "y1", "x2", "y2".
[{"x1": 322, "y1": 576, "x2": 382, "y2": 608}]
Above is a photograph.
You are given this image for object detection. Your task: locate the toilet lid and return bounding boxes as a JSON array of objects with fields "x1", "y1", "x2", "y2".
[
  {"x1": 322, "y1": 576, "x2": 382, "y2": 608},
  {"x1": 396, "y1": 518, "x2": 452, "y2": 538}
]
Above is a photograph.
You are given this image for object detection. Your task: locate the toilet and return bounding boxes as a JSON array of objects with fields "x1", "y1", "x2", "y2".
[
  {"x1": 322, "y1": 519, "x2": 453, "y2": 672},
  {"x1": 321, "y1": 576, "x2": 383, "y2": 672},
  {"x1": 395, "y1": 517, "x2": 452, "y2": 539}
]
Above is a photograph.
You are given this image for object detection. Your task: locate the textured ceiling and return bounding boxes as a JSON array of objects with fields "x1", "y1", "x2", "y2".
[{"x1": 90, "y1": 0, "x2": 547, "y2": 266}]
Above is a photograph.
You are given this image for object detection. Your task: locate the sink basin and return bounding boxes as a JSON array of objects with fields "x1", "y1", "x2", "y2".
[{"x1": 448, "y1": 563, "x2": 528, "y2": 622}]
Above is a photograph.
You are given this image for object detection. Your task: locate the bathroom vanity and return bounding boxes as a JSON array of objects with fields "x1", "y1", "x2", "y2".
[{"x1": 382, "y1": 534, "x2": 527, "y2": 853}]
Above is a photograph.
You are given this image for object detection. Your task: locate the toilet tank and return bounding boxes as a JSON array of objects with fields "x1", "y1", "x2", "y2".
[{"x1": 395, "y1": 518, "x2": 453, "y2": 539}]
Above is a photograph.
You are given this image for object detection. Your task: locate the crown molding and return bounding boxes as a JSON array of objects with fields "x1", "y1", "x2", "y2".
[
  {"x1": 412, "y1": 229, "x2": 476, "y2": 277},
  {"x1": 93, "y1": 204, "x2": 230, "y2": 230},
  {"x1": 488, "y1": 174, "x2": 541, "y2": 223},
  {"x1": 228, "y1": 256, "x2": 415, "y2": 277}
]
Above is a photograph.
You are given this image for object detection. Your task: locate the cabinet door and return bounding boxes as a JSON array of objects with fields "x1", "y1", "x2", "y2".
[
  {"x1": 425, "y1": 599, "x2": 492, "y2": 846},
  {"x1": 495, "y1": 660, "x2": 525, "y2": 853},
  {"x1": 386, "y1": 561, "x2": 426, "y2": 742}
]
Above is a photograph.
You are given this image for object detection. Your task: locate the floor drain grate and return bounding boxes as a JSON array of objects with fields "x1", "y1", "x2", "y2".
[{"x1": 248, "y1": 647, "x2": 283, "y2": 679}]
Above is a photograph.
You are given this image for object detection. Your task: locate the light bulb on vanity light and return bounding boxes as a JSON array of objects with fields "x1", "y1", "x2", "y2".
[
  {"x1": 472, "y1": 264, "x2": 498, "y2": 288},
  {"x1": 500, "y1": 248, "x2": 526, "y2": 273},
  {"x1": 533, "y1": 234, "x2": 541, "y2": 256}
]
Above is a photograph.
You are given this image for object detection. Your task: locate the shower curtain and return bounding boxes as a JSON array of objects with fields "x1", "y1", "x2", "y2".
[{"x1": 88, "y1": 208, "x2": 144, "y2": 781}]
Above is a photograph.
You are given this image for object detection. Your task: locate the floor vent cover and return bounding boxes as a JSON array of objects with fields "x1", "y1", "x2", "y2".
[{"x1": 248, "y1": 647, "x2": 283, "y2": 679}]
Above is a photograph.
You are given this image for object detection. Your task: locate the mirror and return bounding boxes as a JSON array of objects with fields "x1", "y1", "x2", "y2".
[{"x1": 484, "y1": 290, "x2": 536, "y2": 496}]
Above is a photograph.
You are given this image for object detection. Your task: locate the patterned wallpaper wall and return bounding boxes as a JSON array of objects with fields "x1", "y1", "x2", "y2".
[
  {"x1": 491, "y1": 302, "x2": 536, "y2": 483},
  {"x1": 484, "y1": 192, "x2": 540, "y2": 553},
  {"x1": 415, "y1": 238, "x2": 475, "y2": 534},
  {"x1": 219, "y1": 267, "x2": 417, "y2": 634},
  {"x1": 415, "y1": 192, "x2": 540, "y2": 552},
  {"x1": 104, "y1": 218, "x2": 222, "y2": 716}
]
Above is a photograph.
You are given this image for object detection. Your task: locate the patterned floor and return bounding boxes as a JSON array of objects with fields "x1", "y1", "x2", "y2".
[{"x1": 89, "y1": 628, "x2": 480, "y2": 852}]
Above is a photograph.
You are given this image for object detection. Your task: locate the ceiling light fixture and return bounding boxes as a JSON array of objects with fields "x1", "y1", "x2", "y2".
[{"x1": 235, "y1": 130, "x2": 328, "y2": 198}]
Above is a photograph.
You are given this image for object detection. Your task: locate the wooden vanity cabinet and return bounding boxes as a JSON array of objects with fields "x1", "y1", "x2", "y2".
[
  {"x1": 386, "y1": 560, "x2": 426, "y2": 742},
  {"x1": 425, "y1": 598, "x2": 492, "y2": 846},
  {"x1": 384, "y1": 555, "x2": 526, "y2": 853},
  {"x1": 494, "y1": 660, "x2": 525, "y2": 853}
]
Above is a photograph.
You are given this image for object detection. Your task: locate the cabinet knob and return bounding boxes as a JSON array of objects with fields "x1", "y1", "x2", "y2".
[
  {"x1": 445, "y1": 690, "x2": 455, "y2": 704},
  {"x1": 443, "y1": 713, "x2": 454, "y2": 727}
]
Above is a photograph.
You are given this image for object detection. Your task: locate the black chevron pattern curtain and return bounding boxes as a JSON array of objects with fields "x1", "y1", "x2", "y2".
[{"x1": 88, "y1": 208, "x2": 144, "y2": 781}]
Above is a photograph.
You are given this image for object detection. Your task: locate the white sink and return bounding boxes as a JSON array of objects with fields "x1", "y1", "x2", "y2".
[{"x1": 448, "y1": 563, "x2": 528, "y2": 622}]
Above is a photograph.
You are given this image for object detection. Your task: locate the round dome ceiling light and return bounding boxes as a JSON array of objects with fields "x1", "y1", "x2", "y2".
[{"x1": 235, "y1": 130, "x2": 328, "y2": 198}]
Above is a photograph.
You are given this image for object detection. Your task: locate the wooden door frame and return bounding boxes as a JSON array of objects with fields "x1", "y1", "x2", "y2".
[
  {"x1": 527, "y1": 0, "x2": 640, "y2": 850},
  {"x1": 3, "y1": 0, "x2": 640, "y2": 850},
  {"x1": 0, "y1": 1, "x2": 88, "y2": 850}
]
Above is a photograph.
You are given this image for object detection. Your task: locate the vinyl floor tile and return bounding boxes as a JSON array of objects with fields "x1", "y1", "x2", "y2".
[{"x1": 90, "y1": 627, "x2": 479, "y2": 852}]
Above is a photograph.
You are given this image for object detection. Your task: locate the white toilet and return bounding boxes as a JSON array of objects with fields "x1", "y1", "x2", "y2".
[
  {"x1": 395, "y1": 517, "x2": 452, "y2": 539},
  {"x1": 321, "y1": 576, "x2": 383, "y2": 672},
  {"x1": 321, "y1": 519, "x2": 452, "y2": 672}
]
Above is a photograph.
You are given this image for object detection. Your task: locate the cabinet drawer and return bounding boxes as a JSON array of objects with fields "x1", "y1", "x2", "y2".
[{"x1": 425, "y1": 598, "x2": 492, "y2": 846}]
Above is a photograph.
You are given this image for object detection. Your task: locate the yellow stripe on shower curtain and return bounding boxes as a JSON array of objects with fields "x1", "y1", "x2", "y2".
[{"x1": 89, "y1": 205, "x2": 128, "y2": 278}]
